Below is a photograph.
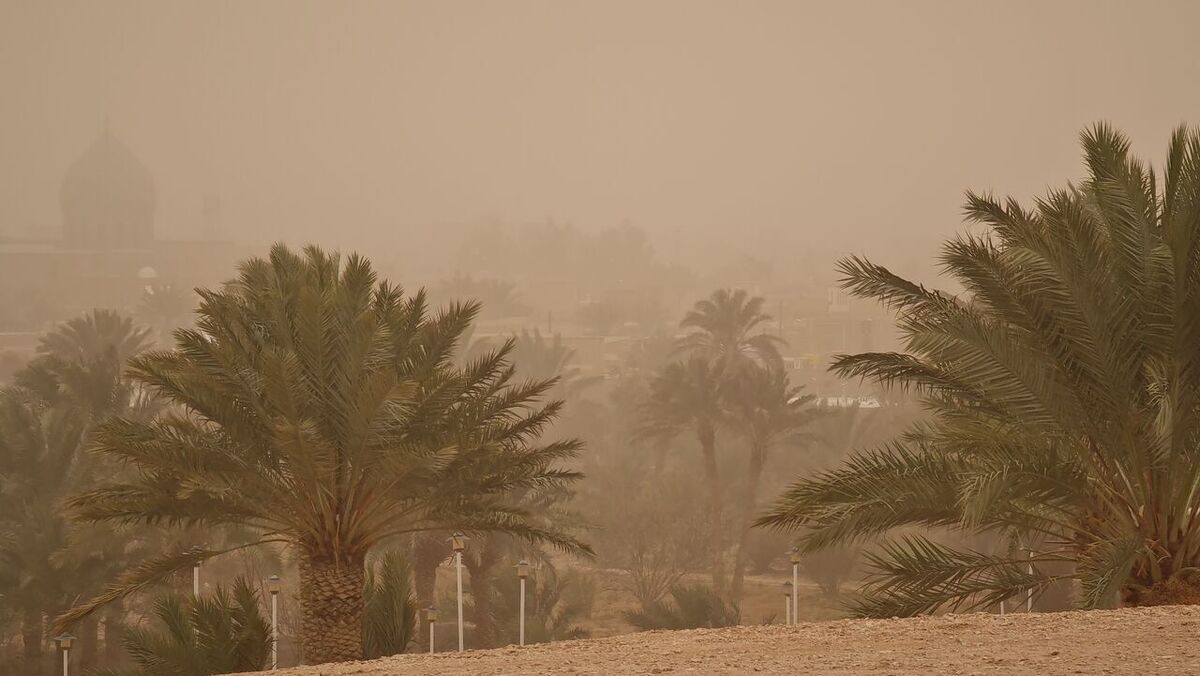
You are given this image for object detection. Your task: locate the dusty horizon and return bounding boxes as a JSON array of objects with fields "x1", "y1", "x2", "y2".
[{"x1": 4, "y1": 0, "x2": 1199, "y2": 281}]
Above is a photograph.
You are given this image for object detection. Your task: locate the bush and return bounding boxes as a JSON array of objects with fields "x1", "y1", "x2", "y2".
[
  {"x1": 624, "y1": 584, "x2": 740, "y2": 631},
  {"x1": 94, "y1": 577, "x2": 269, "y2": 676},
  {"x1": 363, "y1": 549, "x2": 418, "y2": 658}
]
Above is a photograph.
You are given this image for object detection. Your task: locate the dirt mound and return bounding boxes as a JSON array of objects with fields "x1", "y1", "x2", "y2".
[{"x1": 251, "y1": 605, "x2": 1200, "y2": 675}]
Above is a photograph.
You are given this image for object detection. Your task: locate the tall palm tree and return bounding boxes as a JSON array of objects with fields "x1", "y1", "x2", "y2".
[
  {"x1": 757, "y1": 124, "x2": 1200, "y2": 616},
  {"x1": 510, "y1": 329, "x2": 600, "y2": 400},
  {"x1": 13, "y1": 310, "x2": 159, "y2": 666},
  {"x1": 638, "y1": 357, "x2": 727, "y2": 593},
  {"x1": 18, "y1": 310, "x2": 153, "y2": 420},
  {"x1": 675, "y1": 289, "x2": 783, "y2": 375},
  {"x1": 57, "y1": 245, "x2": 588, "y2": 664},
  {"x1": 36, "y1": 310, "x2": 151, "y2": 367},
  {"x1": 724, "y1": 368, "x2": 816, "y2": 599},
  {"x1": 0, "y1": 390, "x2": 86, "y2": 674}
]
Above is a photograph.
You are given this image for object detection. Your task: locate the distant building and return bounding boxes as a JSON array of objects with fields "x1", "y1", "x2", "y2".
[{"x1": 0, "y1": 127, "x2": 247, "y2": 339}]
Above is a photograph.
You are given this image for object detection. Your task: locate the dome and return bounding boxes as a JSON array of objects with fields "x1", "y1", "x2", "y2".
[{"x1": 60, "y1": 129, "x2": 156, "y2": 249}]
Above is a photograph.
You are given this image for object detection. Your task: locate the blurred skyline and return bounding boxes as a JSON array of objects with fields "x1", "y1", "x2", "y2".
[{"x1": 3, "y1": 0, "x2": 1199, "y2": 278}]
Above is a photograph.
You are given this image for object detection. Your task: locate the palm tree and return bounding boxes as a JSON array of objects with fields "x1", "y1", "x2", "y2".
[
  {"x1": 0, "y1": 390, "x2": 86, "y2": 674},
  {"x1": 623, "y1": 584, "x2": 740, "y2": 631},
  {"x1": 36, "y1": 309, "x2": 150, "y2": 367},
  {"x1": 638, "y1": 357, "x2": 727, "y2": 593},
  {"x1": 57, "y1": 245, "x2": 588, "y2": 664},
  {"x1": 93, "y1": 578, "x2": 270, "y2": 676},
  {"x1": 510, "y1": 329, "x2": 600, "y2": 400},
  {"x1": 362, "y1": 550, "x2": 418, "y2": 659},
  {"x1": 17, "y1": 309, "x2": 153, "y2": 420},
  {"x1": 12, "y1": 310, "x2": 158, "y2": 666},
  {"x1": 757, "y1": 124, "x2": 1200, "y2": 616},
  {"x1": 675, "y1": 289, "x2": 783, "y2": 375},
  {"x1": 724, "y1": 368, "x2": 816, "y2": 599},
  {"x1": 136, "y1": 285, "x2": 198, "y2": 346}
]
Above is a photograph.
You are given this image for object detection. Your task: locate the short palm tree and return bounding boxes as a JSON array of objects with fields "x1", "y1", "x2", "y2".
[
  {"x1": 758, "y1": 124, "x2": 1200, "y2": 615},
  {"x1": 58, "y1": 245, "x2": 588, "y2": 664},
  {"x1": 94, "y1": 577, "x2": 270, "y2": 676},
  {"x1": 623, "y1": 584, "x2": 740, "y2": 631},
  {"x1": 362, "y1": 549, "x2": 418, "y2": 658}
]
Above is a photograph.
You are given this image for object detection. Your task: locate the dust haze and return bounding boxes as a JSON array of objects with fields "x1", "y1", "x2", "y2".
[
  {"x1": 6, "y1": 1, "x2": 1198, "y2": 275},
  {"x1": 3, "y1": 1, "x2": 1200, "y2": 673}
]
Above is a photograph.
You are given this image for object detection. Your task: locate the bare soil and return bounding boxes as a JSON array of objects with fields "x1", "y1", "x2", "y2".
[{"x1": 248, "y1": 605, "x2": 1200, "y2": 675}]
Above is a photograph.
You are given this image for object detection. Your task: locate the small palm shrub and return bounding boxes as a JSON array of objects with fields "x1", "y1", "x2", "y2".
[
  {"x1": 95, "y1": 577, "x2": 269, "y2": 676},
  {"x1": 623, "y1": 584, "x2": 740, "y2": 631},
  {"x1": 363, "y1": 549, "x2": 418, "y2": 658}
]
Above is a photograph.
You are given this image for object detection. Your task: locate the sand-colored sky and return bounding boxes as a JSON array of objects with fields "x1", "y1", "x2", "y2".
[{"x1": 2, "y1": 0, "x2": 1199, "y2": 274}]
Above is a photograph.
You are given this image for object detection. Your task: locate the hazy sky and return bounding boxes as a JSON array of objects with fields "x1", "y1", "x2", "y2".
[{"x1": 3, "y1": 0, "x2": 1199, "y2": 274}]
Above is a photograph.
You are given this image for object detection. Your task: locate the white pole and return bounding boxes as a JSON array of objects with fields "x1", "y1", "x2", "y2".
[
  {"x1": 429, "y1": 620, "x2": 435, "y2": 654},
  {"x1": 62, "y1": 648, "x2": 69, "y2": 676},
  {"x1": 519, "y1": 577, "x2": 526, "y2": 647},
  {"x1": 193, "y1": 564, "x2": 200, "y2": 596},
  {"x1": 791, "y1": 561, "x2": 799, "y2": 625},
  {"x1": 784, "y1": 596, "x2": 791, "y2": 625},
  {"x1": 270, "y1": 591, "x2": 279, "y2": 669},
  {"x1": 1026, "y1": 553, "x2": 1033, "y2": 613},
  {"x1": 456, "y1": 551, "x2": 464, "y2": 652}
]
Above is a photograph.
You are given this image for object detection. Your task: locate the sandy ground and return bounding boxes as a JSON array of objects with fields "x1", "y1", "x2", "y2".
[{"x1": 250, "y1": 605, "x2": 1200, "y2": 675}]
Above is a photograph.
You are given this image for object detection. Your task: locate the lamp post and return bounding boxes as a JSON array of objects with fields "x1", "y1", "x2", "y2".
[
  {"x1": 1026, "y1": 550, "x2": 1034, "y2": 613},
  {"x1": 193, "y1": 560, "x2": 201, "y2": 597},
  {"x1": 449, "y1": 532, "x2": 467, "y2": 652},
  {"x1": 789, "y1": 548, "x2": 801, "y2": 625},
  {"x1": 53, "y1": 634, "x2": 75, "y2": 676},
  {"x1": 515, "y1": 560, "x2": 531, "y2": 646},
  {"x1": 782, "y1": 581, "x2": 793, "y2": 626},
  {"x1": 266, "y1": 575, "x2": 281, "y2": 669},
  {"x1": 425, "y1": 607, "x2": 439, "y2": 654}
]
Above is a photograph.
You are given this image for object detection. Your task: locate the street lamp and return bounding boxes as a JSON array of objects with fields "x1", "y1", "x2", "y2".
[
  {"x1": 449, "y1": 532, "x2": 467, "y2": 652},
  {"x1": 782, "y1": 581, "x2": 793, "y2": 626},
  {"x1": 1026, "y1": 550, "x2": 1034, "y2": 613},
  {"x1": 193, "y1": 550, "x2": 204, "y2": 597},
  {"x1": 789, "y1": 548, "x2": 802, "y2": 626},
  {"x1": 515, "y1": 560, "x2": 531, "y2": 646},
  {"x1": 266, "y1": 575, "x2": 281, "y2": 669},
  {"x1": 425, "y1": 607, "x2": 439, "y2": 654},
  {"x1": 54, "y1": 634, "x2": 75, "y2": 676}
]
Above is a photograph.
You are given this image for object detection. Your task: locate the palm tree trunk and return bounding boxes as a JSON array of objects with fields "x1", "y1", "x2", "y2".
[
  {"x1": 697, "y1": 423, "x2": 726, "y2": 596},
  {"x1": 298, "y1": 552, "x2": 366, "y2": 664},
  {"x1": 78, "y1": 615, "x2": 99, "y2": 668},
  {"x1": 465, "y1": 554, "x2": 498, "y2": 647},
  {"x1": 103, "y1": 601, "x2": 125, "y2": 664},
  {"x1": 22, "y1": 609, "x2": 43, "y2": 675},
  {"x1": 412, "y1": 533, "x2": 445, "y2": 607},
  {"x1": 730, "y1": 442, "x2": 767, "y2": 600}
]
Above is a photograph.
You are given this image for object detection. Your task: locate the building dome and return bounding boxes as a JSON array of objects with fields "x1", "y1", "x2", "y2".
[{"x1": 60, "y1": 129, "x2": 156, "y2": 249}]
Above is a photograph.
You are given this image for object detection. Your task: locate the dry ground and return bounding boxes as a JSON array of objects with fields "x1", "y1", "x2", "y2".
[{"x1": 250, "y1": 605, "x2": 1200, "y2": 675}]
